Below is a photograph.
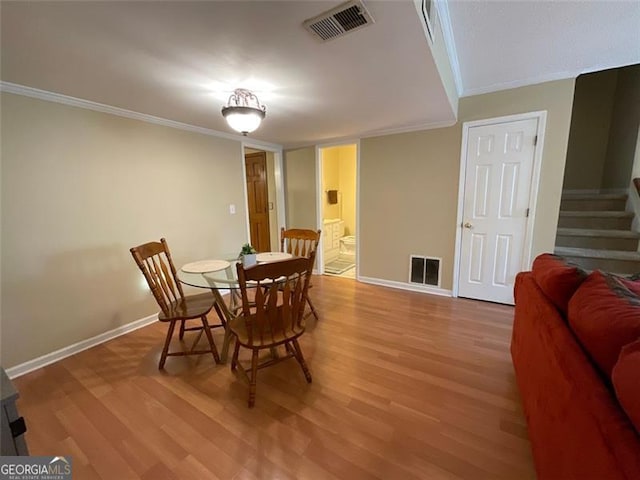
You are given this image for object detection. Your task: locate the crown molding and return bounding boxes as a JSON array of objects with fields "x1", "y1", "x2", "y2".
[
  {"x1": 461, "y1": 60, "x2": 640, "y2": 98},
  {"x1": 435, "y1": 0, "x2": 463, "y2": 97},
  {"x1": 0, "y1": 81, "x2": 282, "y2": 150},
  {"x1": 284, "y1": 118, "x2": 458, "y2": 150},
  {"x1": 460, "y1": 71, "x2": 578, "y2": 97},
  {"x1": 360, "y1": 118, "x2": 457, "y2": 139},
  {"x1": 1, "y1": 81, "x2": 460, "y2": 151}
]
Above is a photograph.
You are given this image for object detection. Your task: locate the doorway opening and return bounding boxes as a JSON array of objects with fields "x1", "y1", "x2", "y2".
[
  {"x1": 244, "y1": 147, "x2": 281, "y2": 252},
  {"x1": 318, "y1": 143, "x2": 358, "y2": 279}
]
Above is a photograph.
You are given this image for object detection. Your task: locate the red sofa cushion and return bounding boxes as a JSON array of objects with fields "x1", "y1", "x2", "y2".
[
  {"x1": 569, "y1": 271, "x2": 640, "y2": 377},
  {"x1": 613, "y1": 338, "x2": 640, "y2": 433},
  {"x1": 531, "y1": 253, "x2": 587, "y2": 315}
]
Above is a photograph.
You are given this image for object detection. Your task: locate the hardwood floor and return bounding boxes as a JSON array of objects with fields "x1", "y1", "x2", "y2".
[{"x1": 13, "y1": 276, "x2": 535, "y2": 479}]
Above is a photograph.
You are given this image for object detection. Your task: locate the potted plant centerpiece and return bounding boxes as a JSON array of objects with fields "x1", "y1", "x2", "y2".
[{"x1": 239, "y1": 243, "x2": 257, "y2": 267}]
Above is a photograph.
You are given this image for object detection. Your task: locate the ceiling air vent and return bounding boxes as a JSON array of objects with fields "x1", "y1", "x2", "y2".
[{"x1": 304, "y1": 1, "x2": 374, "y2": 42}]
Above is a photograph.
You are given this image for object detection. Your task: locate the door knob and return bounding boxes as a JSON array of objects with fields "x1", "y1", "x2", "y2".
[{"x1": 463, "y1": 222, "x2": 473, "y2": 229}]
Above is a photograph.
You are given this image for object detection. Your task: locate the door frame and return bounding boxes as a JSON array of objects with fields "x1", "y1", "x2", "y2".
[
  {"x1": 315, "y1": 139, "x2": 361, "y2": 276},
  {"x1": 241, "y1": 142, "x2": 286, "y2": 248},
  {"x1": 452, "y1": 111, "x2": 547, "y2": 298}
]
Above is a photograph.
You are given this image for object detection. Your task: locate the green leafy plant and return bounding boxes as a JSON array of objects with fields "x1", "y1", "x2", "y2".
[{"x1": 239, "y1": 243, "x2": 256, "y2": 257}]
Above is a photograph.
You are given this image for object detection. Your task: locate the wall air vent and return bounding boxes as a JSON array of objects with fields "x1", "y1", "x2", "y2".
[
  {"x1": 303, "y1": 0, "x2": 374, "y2": 42},
  {"x1": 409, "y1": 255, "x2": 441, "y2": 287}
]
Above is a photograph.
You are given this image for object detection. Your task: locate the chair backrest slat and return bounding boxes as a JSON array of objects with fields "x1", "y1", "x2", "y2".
[
  {"x1": 130, "y1": 238, "x2": 185, "y2": 316},
  {"x1": 154, "y1": 255, "x2": 179, "y2": 303},
  {"x1": 236, "y1": 253, "x2": 315, "y2": 346},
  {"x1": 280, "y1": 228, "x2": 321, "y2": 260}
]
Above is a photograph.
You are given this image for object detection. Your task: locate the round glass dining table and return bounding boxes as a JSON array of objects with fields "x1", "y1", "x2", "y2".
[
  {"x1": 177, "y1": 251, "x2": 293, "y2": 289},
  {"x1": 176, "y1": 252, "x2": 293, "y2": 362}
]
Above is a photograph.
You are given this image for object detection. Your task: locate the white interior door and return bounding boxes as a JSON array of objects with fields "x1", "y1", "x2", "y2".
[{"x1": 458, "y1": 118, "x2": 538, "y2": 304}]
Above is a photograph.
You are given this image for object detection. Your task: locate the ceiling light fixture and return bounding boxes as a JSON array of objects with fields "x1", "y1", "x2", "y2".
[{"x1": 221, "y1": 88, "x2": 266, "y2": 135}]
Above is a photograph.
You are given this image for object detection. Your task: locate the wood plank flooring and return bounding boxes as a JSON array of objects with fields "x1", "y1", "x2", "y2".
[{"x1": 12, "y1": 276, "x2": 535, "y2": 479}]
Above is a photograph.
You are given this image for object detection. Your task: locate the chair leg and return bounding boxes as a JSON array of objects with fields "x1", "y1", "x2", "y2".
[
  {"x1": 213, "y1": 302, "x2": 227, "y2": 328},
  {"x1": 291, "y1": 339, "x2": 312, "y2": 383},
  {"x1": 306, "y1": 296, "x2": 319, "y2": 320},
  {"x1": 201, "y1": 316, "x2": 220, "y2": 364},
  {"x1": 159, "y1": 320, "x2": 177, "y2": 369},
  {"x1": 248, "y1": 349, "x2": 259, "y2": 408},
  {"x1": 179, "y1": 319, "x2": 186, "y2": 340},
  {"x1": 231, "y1": 341, "x2": 240, "y2": 371}
]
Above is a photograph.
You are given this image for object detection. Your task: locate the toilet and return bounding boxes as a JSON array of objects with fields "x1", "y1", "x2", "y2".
[{"x1": 340, "y1": 235, "x2": 356, "y2": 258}]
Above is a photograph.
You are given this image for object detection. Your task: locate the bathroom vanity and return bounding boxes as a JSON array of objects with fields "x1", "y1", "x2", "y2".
[{"x1": 323, "y1": 218, "x2": 344, "y2": 264}]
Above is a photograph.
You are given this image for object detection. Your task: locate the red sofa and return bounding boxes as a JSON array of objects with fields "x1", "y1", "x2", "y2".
[{"x1": 512, "y1": 254, "x2": 640, "y2": 479}]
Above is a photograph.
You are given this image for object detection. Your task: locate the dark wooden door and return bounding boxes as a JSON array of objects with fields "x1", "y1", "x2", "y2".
[{"x1": 245, "y1": 152, "x2": 271, "y2": 252}]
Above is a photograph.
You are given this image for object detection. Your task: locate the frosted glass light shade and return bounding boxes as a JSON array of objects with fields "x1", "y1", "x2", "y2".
[
  {"x1": 221, "y1": 88, "x2": 267, "y2": 136},
  {"x1": 223, "y1": 107, "x2": 265, "y2": 135}
]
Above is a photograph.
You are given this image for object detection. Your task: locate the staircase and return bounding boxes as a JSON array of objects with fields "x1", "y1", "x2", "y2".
[{"x1": 555, "y1": 192, "x2": 640, "y2": 274}]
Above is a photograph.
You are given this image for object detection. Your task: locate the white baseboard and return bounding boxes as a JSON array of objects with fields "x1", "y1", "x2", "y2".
[
  {"x1": 6, "y1": 313, "x2": 158, "y2": 379},
  {"x1": 357, "y1": 276, "x2": 452, "y2": 297}
]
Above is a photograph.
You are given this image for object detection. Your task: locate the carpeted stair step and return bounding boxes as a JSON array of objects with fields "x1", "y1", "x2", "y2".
[
  {"x1": 560, "y1": 193, "x2": 628, "y2": 212},
  {"x1": 556, "y1": 228, "x2": 640, "y2": 251},
  {"x1": 554, "y1": 247, "x2": 640, "y2": 275},
  {"x1": 557, "y1": 211, "x2": 634, "y2": 230}
]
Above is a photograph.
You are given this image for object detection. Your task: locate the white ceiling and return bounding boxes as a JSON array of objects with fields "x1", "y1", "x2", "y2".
[
  {"x1": 448, "y1": 0, "x2": 640, "y2": 96},
  {"x1": 0, "y1": 1, "x2": 452, "y2": 147},
  {"x1": 1, "y1": 1, "x2": 639, "y2": 147}
]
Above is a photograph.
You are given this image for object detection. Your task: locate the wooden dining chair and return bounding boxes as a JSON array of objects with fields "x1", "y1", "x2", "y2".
[
  {"x1": 130, "y1": 238, "x2": 221, "y2": 369},
  {"x1": 230, "y1": 253, "x2": 315, "y2": 407},
  {"x1": 280, "y1": 228, "x2": 321, "y2": 319}
]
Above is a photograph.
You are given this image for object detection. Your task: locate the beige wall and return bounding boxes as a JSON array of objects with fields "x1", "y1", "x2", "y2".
[
  {"x1": 459, "y1": 80, "x2": 576, "y2": 258},
  {"x1": 602, "y1": 65, "x2": 640, "y2": 189},
  {"x1": 321, "y1": 147, "x2": 340, "y2": 220},
  {"x1": 359, "y1": 79, "x2": 575, "y2": 289},
  {"x1": 338, "y1": 145, "x2": 357, "y2": 237},
  {"x1": 283, "y1": 147, "x2": 316, "y2": 230},
  {"x1": 562, "y1": 66, "x2": 640, "y2": 191},
  {"x1": 1, "y1": 92, "x2": 248, "y2": 368},
  {"x1": 360, "y1": 128, "x2": 460, "y2": 288},
  {"x1": 320, "y1": 144, "x2": 356, "y2": 236},
  {"x1": 562, "y1": 70, "x2": 618, "y2": 190}
]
